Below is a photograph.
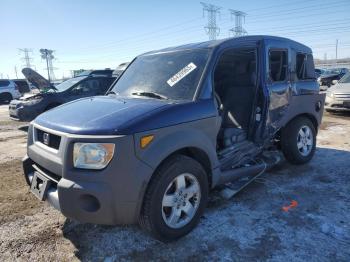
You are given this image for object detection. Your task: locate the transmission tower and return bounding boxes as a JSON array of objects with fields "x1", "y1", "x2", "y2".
[
  {"x1": 40, "y1": 49, "x2": 56, "y2": 82},
  {"x1": 229, "y1": 9, "x2": 247, "y2": 37},
  {"x1": 18, "y1": 48, "x2": 33, "y2": 68},
  {"x1": 201, "y1": 2, "x2": 221, "y2": 40}
]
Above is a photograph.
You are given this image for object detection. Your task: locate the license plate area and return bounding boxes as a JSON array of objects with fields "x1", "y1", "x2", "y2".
[{"x1": 30, "y1": 172, "x2": 51, "y2": 200}]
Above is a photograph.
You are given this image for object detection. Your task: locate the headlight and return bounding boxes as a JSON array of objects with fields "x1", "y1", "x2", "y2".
[
  {"x1": 73, "y1": 143, "x2": 115, "y2": 169},
  {"x1": 326, "y1": 92, "x2": 334, "y2": 98}
]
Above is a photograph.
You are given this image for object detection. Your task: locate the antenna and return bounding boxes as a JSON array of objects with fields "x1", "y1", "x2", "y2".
[{"x1": 201, "y1": 2, "x2": 221, "y2": 40}]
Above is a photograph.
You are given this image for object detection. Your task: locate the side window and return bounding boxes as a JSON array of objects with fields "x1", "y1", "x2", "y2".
[
  {"x1": 269, "y1": 50, "x2": 287, "y2": 82},
  {"x1": 0, "y1": 80, "x2": 10, "y2": 87},
  {"x1": 296, "y1": 53, "x2": 315, "y2": 80},
  {"x1": 71, "y1": 79, "x2": 100, "y2": 95}
]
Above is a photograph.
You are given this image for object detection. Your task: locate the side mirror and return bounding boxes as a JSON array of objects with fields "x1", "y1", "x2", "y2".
[{"x1": 332, "y1": 80, "x2": 338, "y2": 85}]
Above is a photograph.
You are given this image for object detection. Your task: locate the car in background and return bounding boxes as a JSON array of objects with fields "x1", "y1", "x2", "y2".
[
  {"x1": 9, "y1": 73, "x2": 116, "y2": 121},
  {"x1": 325, "y1": 73, "x2": 350, "y2": 112},
  {"x1": 315, "y1": 68, "x2": 325, "y2": 78},
  {"x1": 317, "y1": 68, "x2": 349, "y2": 88},
  {"x1": 112, "y1": 62, "x2": 130, "y2": 79},
  {"x1": 12, "y1": 79, "x2": 31, "y2": 94},
  {"x1": 0, "y1": 79, "x2": 21, "y2": 103},
  {"x1": 76, "y1": 69, "x2": 113, "y2": 77}
]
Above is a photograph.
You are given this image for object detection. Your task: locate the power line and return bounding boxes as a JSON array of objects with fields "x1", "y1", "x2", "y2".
[
  {"x1": 228, "y1": 10, "x2": 247, "y2": 37},
  {"x1": 40, "y1": 49, "x2": 56, "y2": 82},
  {"x1": 18, "y1": 48, "x2": 33, "y2": 68},
  {"x1": 201, "y1": 2, "x2": 221, "y2": 40}
]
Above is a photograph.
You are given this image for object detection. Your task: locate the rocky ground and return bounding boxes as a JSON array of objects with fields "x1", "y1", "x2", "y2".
[{"x1": 0, "y1": 104, "x2": 349, "y2": 261}]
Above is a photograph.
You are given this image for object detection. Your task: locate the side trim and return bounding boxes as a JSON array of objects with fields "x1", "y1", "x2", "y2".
[{"x1": 32, "y1": 123, "x2": 124, "y2": 139}]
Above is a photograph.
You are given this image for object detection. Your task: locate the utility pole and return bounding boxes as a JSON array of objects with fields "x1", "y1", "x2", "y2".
[
  {"x1": 18, "y1": 48, "x2": 33, "y2": 68},
  {"x1": 335, "y1": 39, "x2": 338, "y2": 62},
  {"x1": 14, "y1": 66, "x2": 18, "y2": 79},
  {"x1": 229, "y1": 9, "x2": 247, "y2": 37},
  {"x1": 201, "y1": 2, "x2": 221, "y2": 40},
  {"x1": 40, "y1": 49, "x2": 56, "y2": 82}
]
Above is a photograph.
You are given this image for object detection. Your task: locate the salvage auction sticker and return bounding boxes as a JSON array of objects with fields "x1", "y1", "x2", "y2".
[{"x1": 167, "y1": 63, "x2": 197, "y2": 87}]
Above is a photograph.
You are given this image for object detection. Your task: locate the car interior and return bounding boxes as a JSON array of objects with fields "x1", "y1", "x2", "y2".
[{"x1": 213, "y1": 48, "x2": 260, "y2": 170}]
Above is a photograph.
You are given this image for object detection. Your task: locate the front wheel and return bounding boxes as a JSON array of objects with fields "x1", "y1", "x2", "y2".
[
  {"x1": 139, "y1": 155, "x2": 208, "y2": 242},
  {"x1": 281, "y1": 117, "x2": 316, "y2": 164}
]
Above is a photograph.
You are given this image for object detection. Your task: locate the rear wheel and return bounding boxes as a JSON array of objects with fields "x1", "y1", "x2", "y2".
[
  {"x1": 139, "y1": 155, "x2": 208, "y2": 242},
  {"x1": 281, "y1": 117, "x2": 316, "y2": 164}
]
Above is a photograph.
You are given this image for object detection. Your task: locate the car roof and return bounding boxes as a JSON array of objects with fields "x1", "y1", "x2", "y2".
[{"x1": 141, "y1": 35, "x2": 312, "y2": 56}]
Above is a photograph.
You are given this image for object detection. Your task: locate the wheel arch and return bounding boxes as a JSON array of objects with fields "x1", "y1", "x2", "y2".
[{"x1": 284, "y1": 113, "x2": 318, "y2": 134}]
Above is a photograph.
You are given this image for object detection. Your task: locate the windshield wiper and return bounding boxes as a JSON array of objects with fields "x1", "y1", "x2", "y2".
[
  {"x1": 131, "y1": 91, "x2": 168, "y2": 100},
  {"x1": 106, "y1": 90, "x2": 117, "y2": 95}
]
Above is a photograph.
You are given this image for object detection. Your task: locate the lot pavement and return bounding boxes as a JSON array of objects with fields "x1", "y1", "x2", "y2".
[{"x1": 0, "y1": 104, "x2": 349, "y2": 261}]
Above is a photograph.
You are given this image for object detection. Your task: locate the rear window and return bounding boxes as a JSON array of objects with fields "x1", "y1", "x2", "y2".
[
  {"x1": 269, "y1": 50, "x2": 288, "y2": 82},
  {"x1": 296, "y1": 53, "x2": 315, "y2": 80},
  {"x1": 0, "y1": 80, "x2": 10, "y2": 87}
]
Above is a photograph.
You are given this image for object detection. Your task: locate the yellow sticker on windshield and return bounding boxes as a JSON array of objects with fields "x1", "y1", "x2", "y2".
[{"x1": 167, "y1": 63, "x2": 197, "y2": 87}]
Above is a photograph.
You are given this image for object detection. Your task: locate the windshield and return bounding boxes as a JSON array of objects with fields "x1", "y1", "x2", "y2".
[
  {"x1": 54, "y1": 76, "x2": 87, "y2": 92},
  {"x1": 339, "y1": 73, "x2": 350, "y2": 83},
  {"x1": 111, "y1": 49, "x2": 209, "y2": 101}
]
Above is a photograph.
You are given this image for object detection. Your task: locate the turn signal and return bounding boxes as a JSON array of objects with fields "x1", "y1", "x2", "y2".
[{"x1": 140, "y1": 135, "x2": 154, "y2": 149}]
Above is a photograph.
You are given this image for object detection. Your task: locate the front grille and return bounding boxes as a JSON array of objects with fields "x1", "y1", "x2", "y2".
[
  {"x1": 36, "y1": 128, "x2": 61, "y2": 150},
  {"x1": 334, "y1": 93, "x2": 350, "y2": 99}
]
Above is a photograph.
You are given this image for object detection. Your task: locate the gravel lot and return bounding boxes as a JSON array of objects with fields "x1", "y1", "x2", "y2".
[{"x1": 0, "y1": 104, "x2": 349, "y2": 261}]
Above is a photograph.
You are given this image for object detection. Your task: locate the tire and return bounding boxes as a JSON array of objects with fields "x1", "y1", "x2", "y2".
[
  {"x1": 281, "y1": 117, "x2": 316, "y2": 165},
  {"x1": 0, "y1": 93, "x2": 13, "y2": 104},
  {"x1": 139, "y1": 155, "x2": 208, "y2": 242}
]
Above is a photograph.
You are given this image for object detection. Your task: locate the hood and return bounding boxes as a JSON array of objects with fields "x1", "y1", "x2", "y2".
[
  {"x1": 21, "y1": 68, "x2": 54, "y2": 90},
  {"x1": 33, "y1": 96, "x2": 217, "y2": 135},
  {"x1": 34, "y1": 96, "x2": 170, "y2": 135},
  {"x1": 328, "y1": 83, "x2": 350, "y2": 93}
]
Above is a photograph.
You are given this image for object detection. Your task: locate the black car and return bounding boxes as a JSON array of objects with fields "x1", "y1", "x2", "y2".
[
  {"x1": 317, "y1": 68, "x2": 349, "y2": 87},
  {"x1": 9, "y1": 72, "x2": 116, "y2": 121}
]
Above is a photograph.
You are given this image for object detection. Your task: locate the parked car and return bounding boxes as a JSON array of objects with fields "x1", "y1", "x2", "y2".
[
  {"x1": 23, "y1": 36, "x2": 325, "y2": 241},
  {"x1": 317, "y1": 68, "x2": 349, "y2": 88},
  {"x1": 0, "y1": 79, "x2": 21, "y2": 103},
  {"x1": 12, "y1": 79, "x2": 31, "y2": 94},
  {"x1": 325, "y1": 73, "x2": 350, "y2": 112},
  {"x1": 9, "y1": 69, "x2": 116, "y2": 121},
  {"x1": 112, "y1": 62, "x2": 130, "y2": 78},
  {"x1": 315, "y1": 68, "x2": 325, "y2": 78}
]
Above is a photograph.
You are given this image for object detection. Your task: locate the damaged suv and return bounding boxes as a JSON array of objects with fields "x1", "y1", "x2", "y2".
[{"x1": 23, "y1": 36, "x2": 325, "y2": 241}]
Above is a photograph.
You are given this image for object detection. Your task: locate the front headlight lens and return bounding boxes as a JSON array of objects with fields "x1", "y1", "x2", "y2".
[
  {"x1": 73, "y1": 143, "x2": 115, "y2": 169},
  {"x1": 326, "y1": 92, "x2": 334, "y2": 98}
]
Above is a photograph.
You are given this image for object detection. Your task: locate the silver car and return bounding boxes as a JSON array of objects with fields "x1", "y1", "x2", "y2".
[{"x1": 325, "y1": 73, "x2": 350, "y2": 112}]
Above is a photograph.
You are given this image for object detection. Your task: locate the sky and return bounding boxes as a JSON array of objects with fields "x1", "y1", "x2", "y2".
[{"x1": 0, "y1": 0, "x2": 349, "y2": 79}]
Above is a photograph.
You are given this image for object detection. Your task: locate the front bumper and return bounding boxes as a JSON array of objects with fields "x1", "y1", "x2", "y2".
[
  {"x1": 23, "y1": 124, "x2": 154, "y2": 225},
  {"x1": 9, "y1": 100, "x2": 41, "y2": 121},
  {"x1": 325, "y1": 96, "x2": 350, "y2": 111}
]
